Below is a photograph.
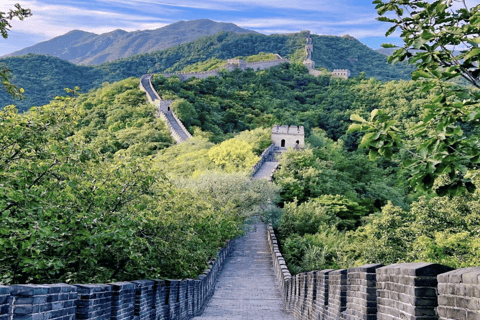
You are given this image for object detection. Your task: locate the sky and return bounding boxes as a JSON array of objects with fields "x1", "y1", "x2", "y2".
[{"x1": 0, "y1": 0, "x2": 452, "y2": 56}]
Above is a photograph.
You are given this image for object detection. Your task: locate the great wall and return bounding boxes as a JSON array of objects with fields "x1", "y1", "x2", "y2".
[{"x1": 2, "y1": 31, "x2": 480, "y2": 320}]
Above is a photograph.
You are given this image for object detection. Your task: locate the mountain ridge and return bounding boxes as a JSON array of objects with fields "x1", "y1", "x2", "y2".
[
  {"x1": 3, "y1": 19, "x2": 258, "y2": 65},
  {"x1": 0, "y1": 31, "x2": 413, "y2": 112}
]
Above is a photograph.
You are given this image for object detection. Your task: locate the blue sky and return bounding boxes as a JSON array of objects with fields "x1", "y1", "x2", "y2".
[{"x1": 0, "y1": 0, "x2": 411, "y2": 56}]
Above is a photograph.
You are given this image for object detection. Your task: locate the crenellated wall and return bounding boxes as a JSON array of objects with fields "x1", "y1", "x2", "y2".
[
  {"x1": 302, "y1": 31, "x2": 351, "y2": 80},
  {"x1": 0, "y1": 241, "x2": 235, "y2": 320},
  {"x1": 250, "y1": 144, "x2": 276, "y2": 178},
  {"x1": 139, "y1": 74, "x2": 192, "y2": 144},
  {"x1": 140, "y1": 56, "x2": 290, "y2": 144},
  {"x1": 266, "y1": 225, "x2": 480, "y2": 320}
]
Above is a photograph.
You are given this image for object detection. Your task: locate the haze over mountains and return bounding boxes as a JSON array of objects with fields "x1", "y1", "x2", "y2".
[{"x1": 3, "y1": 19, "x2": 257, "y2": 65}]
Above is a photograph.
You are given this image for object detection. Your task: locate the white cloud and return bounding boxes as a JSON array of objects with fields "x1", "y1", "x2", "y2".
[{"x1": 3, "y1": 0, "x2": 174, "y2": 38}]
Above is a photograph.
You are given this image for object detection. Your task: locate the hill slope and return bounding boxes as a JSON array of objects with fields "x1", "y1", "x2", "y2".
[
  {"x1": 0, "y1": 31, "x2": 413, "y2": 112},
  {"x1": 3, "y1": 19, "x2": 257, "y2": 65}
]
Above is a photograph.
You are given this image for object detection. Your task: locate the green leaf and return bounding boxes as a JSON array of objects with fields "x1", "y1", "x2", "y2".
[
  {"x1": 347, "y1": 123, "x2": 363, "y2": 133},
  {"x1": 385, "y1": 25, "x2": 397, "y2": 37},
  {"x1": 421, "y1": 30, "x2": 435, "y2": 41},
  {"x1": 412, "y1": 70, "x2": 433, "y2": 80},
  {"x1": 369, "y1": 148, "x2": 379, "y2": 161},
  {"x1": 350, "y1": 114, "x2": 366, "y2": 123},
  {"x1": 464, "y1": 48, "x2": 480, "y2": 60},
  {"x1": 360, "y1": 132, "x2": 376, "y2": 148}
]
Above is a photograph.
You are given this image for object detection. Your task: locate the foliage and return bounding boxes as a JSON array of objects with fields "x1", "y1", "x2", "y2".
[
  {"x1": 243, "y1": 52, "x2": 278, "y2": 62},
  {"x1": 180, "y1": 58, "x2": 226, "y2": 72},
  {"x1": 0, "y1": 3, "x2": 31, "y2": 99},
  {"x1": 281, "y1": 227, "x2": 348, "y2": 274},
  {"x1": 170, "y1": 99, "x2": 199, "y2": 128},
  {"x1": 310, "y1": 34, "x2": 414, "y2": 81},
  {"x1": 70, "y1": 78, "x2": 173, "y2": 157},
  {"x1": 176, "y1": 172, "x2": 280, "y2": 219},
  {"x1": 346, "y1": 194, "x2": 480, "y2": 269},
  {"x1": 0, "y1": 3, "x2": 32, "y2": 39},
  {"x1": 233, "y1": 127, "x2": 272, "y2": 155},
  {"x1": 274, "y1": 131, "x2": 406, "y2": 209},
  {"x1": 349, "y1": 0, "x2": 480, "y2": 196},
  {"x1": 207, "y1": 139, "x2": 259, "y2": 173},
  {"x1": 153, "y1": 127, "x2": 270, "y2": 179},
  {"x1": 2, "y1": 30, "x2": 413, "y2": 112},
  {"x1": 0, "y1": 78, "x2": 273, "y2": 285}
]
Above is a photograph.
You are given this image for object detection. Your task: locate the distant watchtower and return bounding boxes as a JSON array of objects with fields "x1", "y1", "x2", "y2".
[
  {"x1": 226, "y1": 59, "x2": 247, "y2": 70},
  {"x1": 272, "y1": 125, "x2": 305, "y2": 149},
  {"x1": 303, "y1": 58, "x2": 315, "y2": 69}
]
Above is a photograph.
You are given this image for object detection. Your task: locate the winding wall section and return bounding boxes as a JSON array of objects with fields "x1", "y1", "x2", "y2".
[
  {"x1": 140, "y1": 55, "x2": 290, "y2": 144},
  {"x1": 140, "y1": 74, "x2": 192, "y2": 143}
]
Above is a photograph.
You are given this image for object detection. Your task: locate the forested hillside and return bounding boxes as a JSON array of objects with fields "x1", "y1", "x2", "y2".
[
  {"x1": 152, "y1": 63, "x2": 419, "y2": 144},
  {"x1": 4, "y1": 19, "x2": 257, "y2": 65},
  {"x1": 2, "y1": 44, "x2": 478, "y2": 284},
  {"x1": 1, "y1": 31, "x2": 412, "y2": 112},
  {"x1": 0, "y1": 76, "x2": 276, "y2": 285}
]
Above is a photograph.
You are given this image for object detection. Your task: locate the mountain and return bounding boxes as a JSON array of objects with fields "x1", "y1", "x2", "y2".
[
  {"x1": 0, "y1": 31, "x2": 413, "y2": 112},
  {"x1": 310, "y1": 35, "x2": 413, "y2": 81},
  {"x1": 3, "y1": 19, "x2": 257, "y2": 65}
]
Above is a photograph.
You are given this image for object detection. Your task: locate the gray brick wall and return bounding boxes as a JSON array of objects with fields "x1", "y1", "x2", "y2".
[
  {"x1": 325, "y1": 269, "x2": 348, "y2": 320},
  {"x1": 376, "y1": 263, "x2": 452, "y2": 320},
  {"x1": 315, "y1": 269, "x2": 333, "y2": 320},
  {"x1": 265, "y1": 225, "x2": 476, "y2": 320},
  {"x1": 0, "y1": 240, "x2": 234, "y2": 320},
  {"x1": 11, "y1": 284, "x2": 77, "y2": 320},
  {"x1": 437, "y1": 267, "x2": 480, "y2": 320},
  {"x1": 0, "y1": 286, "x2": 10, "y2": 320},
  {"x1": 111, "y1": 282, "x2": 135, "y2": 320},
  {"x1": 344, "y1": 263, "x2": 383, "y2": 320}
]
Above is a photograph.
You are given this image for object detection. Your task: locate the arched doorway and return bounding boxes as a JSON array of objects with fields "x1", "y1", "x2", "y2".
[
  {"x1": 281, "y1": 139, "x2": 286, "y2": 148},
  {"x1": 168, "y1": 106, "x2": 171, "y2": 111}
]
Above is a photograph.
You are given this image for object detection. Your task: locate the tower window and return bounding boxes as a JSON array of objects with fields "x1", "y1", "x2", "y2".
[{"x1": 281, "y1": 139, "x2": 286, "y2": 148}]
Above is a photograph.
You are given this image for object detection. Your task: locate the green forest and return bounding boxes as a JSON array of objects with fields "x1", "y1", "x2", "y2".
[
  {"x1": 1, "y1": 0, "x2": 479, "y2": 286},
  {"x1": 0, "y1": 31, "x2": 412, "y2": 112}
]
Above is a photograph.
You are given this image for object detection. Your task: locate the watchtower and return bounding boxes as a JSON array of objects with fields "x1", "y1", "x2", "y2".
[
  {"x1": 226, "y1": 58, "x2": 247, "y2": 70},
  {"x1": 303, "y1": 58, "x2": 315, "y2": 69},
  {"x1": 331, "y1": 69, "x2": 351, "y2": 79},
  {"x1": 272, "y1": 125, "x2": 305, "y2": 149}
]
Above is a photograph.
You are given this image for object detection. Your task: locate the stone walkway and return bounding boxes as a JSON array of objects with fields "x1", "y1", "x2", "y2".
[
  {"x1": 251, "y1": 162, "x2": 279, "y2": 180},
  {"x1": 194, "y1": 222, "x2": 292, "y2": 320}
]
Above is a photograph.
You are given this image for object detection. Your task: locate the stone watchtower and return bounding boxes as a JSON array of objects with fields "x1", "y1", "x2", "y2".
[
  {"x1": 226, "y1": 59, "x2": 247, "y2": 71},
  {"x1": 272, "y1": 125, "x2": 305, "y2": 149}
]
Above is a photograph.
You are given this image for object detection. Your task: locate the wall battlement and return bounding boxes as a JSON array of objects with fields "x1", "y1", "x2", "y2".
[
  {"x1": 0, "y1": 240, "x2": 235, "y2": 320},
  {"x1": 266, "y1": 225, "x2": 480, "y2": 320},
  {"x1": 302, "y1": 31, "x2": 351, "y2": 79}
]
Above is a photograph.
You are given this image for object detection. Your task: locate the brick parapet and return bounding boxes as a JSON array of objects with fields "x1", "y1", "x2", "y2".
[
  {"x1": 344, "y1": 263, "x2": 384, "y2": 320},
  {"x1": 437, "y1": 267, "x2": 480, "y2": 320},
  {"x1": 325, "y1": 269, "x2": 348, "y2": 320},
  {"x1": 376, "y1": 263, "x2": 453, "y2": 320},
  {"x1": 0, "y1": 240, "x2": 234, "y2": 320},
  {"x1": 0, "y1": 286, "x2": 10, "y2": 320},
  {"x1": 265, "y1": 225, "x2": 473, "y2": 320}
]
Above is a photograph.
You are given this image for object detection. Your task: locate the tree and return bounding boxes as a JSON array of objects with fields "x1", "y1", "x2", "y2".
[
  {"x1": 207, "y1": 139, "x2": 259, "y2": 172},
  {"x1": 349, "y1": 0, "x2": 480, "y2": 196},
  {"x1": 0, "y1": 3, "x2": 31, "y2": 99}
]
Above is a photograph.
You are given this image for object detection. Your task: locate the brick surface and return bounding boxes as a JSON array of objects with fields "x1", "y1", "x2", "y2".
[{"x1": 193, "y1": 222, "x2": 292, "y2": 319}]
